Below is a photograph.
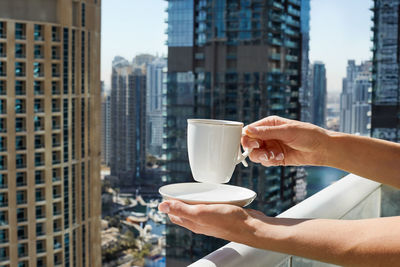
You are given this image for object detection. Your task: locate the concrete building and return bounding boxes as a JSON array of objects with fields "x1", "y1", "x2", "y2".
[
  {"x1": 146, "y1": 57, "x2": 166, "y2": 157},
  {"x1": 165, "y1": 0, "x2": 305, "y2": 263},
  {"x1": 310, "y1": 61, "x2": 327, "y2": 128},
  {"x1": 371, "y1": 0, "x2": 400, "y2": 142},
  {"x1": 0, "y1": 0, "x2": 101, "y2": 266},
  {"x1": 340, "y1": 60, "x2": 371, "y2": 136},
  {"x1": 110, "y1": 57, "x2": 146, "y2": 187}
]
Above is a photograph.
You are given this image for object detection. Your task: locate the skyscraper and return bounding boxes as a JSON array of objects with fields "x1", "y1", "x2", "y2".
[
  {"x1": 101, "y1": 90, "x2": 111, "y2": 166},
  {"x1": 371, "y1": 0, "x2": 400, "y2": 142},
  {"x1": 146, "y1": 57, "x2": 167, "y2": 157},
  {"x1": 340, "y1": 60, "x2": 371, "y2": 135},
  {"x1": 0, "y1": 0, "x2": 101, "y2": 266},
  {"x1": 165, "y1": 0, "x2": 304, "y2": 263},
  {"x1": 299, "y1": 0, "x2": 311, "y2": 123},
  {"x1": 110, "y1": 56, "x2": 146, "y2": 187},
  {"x1": 310, "y1": 61, "x2": 327, "y2": 128}
]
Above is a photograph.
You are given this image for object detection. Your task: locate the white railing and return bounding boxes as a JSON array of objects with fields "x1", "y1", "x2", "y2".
[{"x1": 189, "y1": 174, "x2": 381, "y2": 267}]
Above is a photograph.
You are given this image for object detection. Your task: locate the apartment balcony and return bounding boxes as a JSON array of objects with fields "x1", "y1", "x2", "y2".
[{"x1": 189, "y1": 174, "x2": 400, "y2": 267}]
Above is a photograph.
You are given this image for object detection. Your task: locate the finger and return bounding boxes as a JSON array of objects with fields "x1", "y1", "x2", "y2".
[
  {"x1": 168, "y1": 214, "x2": 200, "y2": 233},
  {"x1": 159, "y1": 200, "x2": 201, "y2": 220},
  {"x1": 245, "y1": 124, "x2": 294, "y2": 143},
  {"x1": 246, "y1": 116, "x2": 292, "y2": 128},
  {"x1": 250, "y1": 148, "x2": 271, "y2": 163},
  {"x1": 241, "y1": 135, "x2": 261, "y2": 150},
  {"x1": 249, "y1": 148, "x2": 285, "y2": 165}
]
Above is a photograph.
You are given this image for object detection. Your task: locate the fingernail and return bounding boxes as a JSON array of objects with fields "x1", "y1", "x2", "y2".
[
  {"x1": 276, "y1": 153, "x2": 284, "y2": 161},
  {"x1": 249, "y1": 140, "x2": 259, "y2": 149},
  {"x1": 258, "y1": 153, "x2": 269, "y2": 162},
  {"x1": 159, "y1": 202, "x2": 170, "y2": 213},
  {"x1": 247, "y1": 126, "x2": 257, "y2": 134},
  {"x1": 269, "y1": 151, "x2": 275, "y2": 159}
]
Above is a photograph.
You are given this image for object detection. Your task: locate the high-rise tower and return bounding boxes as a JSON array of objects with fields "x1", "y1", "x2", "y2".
[
  {"x1": 371, "y1": 0, "x2": 400, "y2": 142},
  {"x1": 0, "y1": 1, "x2": 101, "y2": 266},
  {"x1": 164, "y1": 0, "x2": 304, "y2": 263}
]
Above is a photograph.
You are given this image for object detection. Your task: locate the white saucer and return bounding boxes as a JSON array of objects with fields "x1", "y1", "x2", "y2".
[{"x1": 159, "y1": 182, "x2": 257, "y2": 207}]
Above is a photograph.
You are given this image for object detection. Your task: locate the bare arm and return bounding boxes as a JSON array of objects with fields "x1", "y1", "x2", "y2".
[
  {"x1": 159, "y1": 201, "x2": 400, "y2": 267},
  {"x1": 325, "y1": 132, "x2": 400, "y2": 188},
  {"x1": 242, "y1": 116, "x2": 400, "y2": 188}
]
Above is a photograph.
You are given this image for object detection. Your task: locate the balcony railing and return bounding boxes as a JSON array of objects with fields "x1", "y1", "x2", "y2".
[{"x1": 189, "y1": 174, "x2": 400, "y2": 267}]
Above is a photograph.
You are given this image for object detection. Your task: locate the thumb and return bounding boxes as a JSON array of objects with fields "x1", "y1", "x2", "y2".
[{"x1": 246, "y1": 125, "x2": 293, "y2": 142}]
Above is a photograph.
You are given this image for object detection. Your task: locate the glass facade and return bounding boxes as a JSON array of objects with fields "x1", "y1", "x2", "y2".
[{"x1": 165, "y1": 0, "x2": 303, "y2": 263}]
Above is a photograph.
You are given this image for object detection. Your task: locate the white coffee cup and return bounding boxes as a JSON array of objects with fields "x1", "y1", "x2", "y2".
[{"x1": 187, "y1": 119, "x2": 251, "y2": 184}]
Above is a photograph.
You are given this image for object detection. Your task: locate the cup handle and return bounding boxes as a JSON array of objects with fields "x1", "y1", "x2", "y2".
[{"x1": 236, "y1": 147, "x2": 253, "y2": 167}]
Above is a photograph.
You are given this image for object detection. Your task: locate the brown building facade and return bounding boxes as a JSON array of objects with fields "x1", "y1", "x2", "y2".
[{"x1": 0, "y1": 0, "x2": 101, "y2": 266}]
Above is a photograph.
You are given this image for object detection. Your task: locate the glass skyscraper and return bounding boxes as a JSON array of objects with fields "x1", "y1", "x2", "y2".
[
  {"x1": 164, "y1": 0, "x2": 306, "y2": 264},
  {"x1": 371, "y1": 0, "x2": 400, "y2": 142}
]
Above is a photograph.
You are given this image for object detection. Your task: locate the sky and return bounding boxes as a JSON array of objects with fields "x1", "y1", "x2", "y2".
[{"x1": 101, "y1": 0, "x2": 372, "y2": 93}]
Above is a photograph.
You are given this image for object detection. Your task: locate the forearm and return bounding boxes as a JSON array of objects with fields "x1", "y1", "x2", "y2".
[
  {"x1": 321, "y1": 131, "x2": 400, "y2": 188},
  {"x1": 248, "y1": 216, "x2": 400, "y2": 266}
]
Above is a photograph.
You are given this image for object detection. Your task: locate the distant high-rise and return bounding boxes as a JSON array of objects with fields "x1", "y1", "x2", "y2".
[
  {"x1": 340, "y1": 60, "x2": 371, "y2": 135},
  {"x1": 310, "y1": 61, "x2": 327, "y2": 127},
  {"x1": 146, "y1": 57, "x2": 166, "y2": 157},
  {"x1": 299, "y1": 0, "x2": 311, "y2": 123},
  {"x1": 110, "y1": 57, "x2": 146, "y2": 187},
  {"x1": 0, "y1": 0, "x2": 101, "y2": 266},
  {"x1": 101, "y1": 89, "x2": 111, "y2": 166},
  {"x1": 165, "y1": 0, "x2": 304, "y2": 263},
  {"x1": 371, "y1": 0, "x2": 400, "y2": 142}
]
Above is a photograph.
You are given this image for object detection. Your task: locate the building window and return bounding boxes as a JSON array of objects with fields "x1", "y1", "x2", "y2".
[
  {"x1": 35, "y1": 170, "x2": 44, "y2": 185},
  {"x1": 72, "y1": 30, "x2": 76, "y2": 93},
  {"x1": 16, "y1": 154, "x2": 26, "y2": 169},
  {"x1": 52, "y1": 116, "x2": 60, "y2": 130},
  {"x1": 53, "y1": 219, "x2": 61, "y2": 232},
  {"x1": 36, "y1": 240, "x2": 46, "y2": 254},
  {"x1": 0, "y1": 136, "x2": 5, "y2": 152},
  {"x1": 52, "y1": 63, "x2": 60, "y2": 77},
  {"x1": 64, "y1": 167, "x2": 69, "y2": 228},
  {"x1": 0, "y1": 229, "x2": 7, "y2": 244},
  {"x1": 17, "y1": 243, "x2": 27, "y2": 257},
  {"x1": 52, "y1": 133, "x2": 60, "y2": 148},
  {"x1": 0, "y1": 22, "x2": 6, "y2": 39},
  {"x1": 16, "y1": 135, "x2": 25, "y2": 150},
  {"x1": 35, "y1": 188, "x2": 45, "y2": 202},
  {"x1": 15, "y1": 62, "x2": 25, "y2": 77},
  {"x1": 15, "y1": 117, "x2": 25, "y2": 132},
  {"x1": 0, "y1": 211, "x2": 7, "y2": 226},
  {"x1": 34, "y1": 99, "x2": 44, "y2": 113},
  {"x1": 52, "y1": 98, "x2": 61, "y2": 112},
  {"x1": 34, "y1": 116, "x2": 44, "y2": 131},
  {"x1": 36, "y1": 223, "x2": 45, "y2": 236},
  {"x1": 0, "y1": 80, "x2": 5, "y2": 95},
  {"x1": 15, "y1": 43, "x2": 25, "y2": 58},
  {"x1": 16, "y1": 172, "x2": 26, "y2": 187},
  {"x1": 52, "y1": 81, "x2": 60, "y2": 94},
  {"x1": 81, "y1": 162, "x2": 85, "y2": 220},
  {"x1": 16, "y1": 190, "x2": 26, "y2": 205},
  {"x1": 82, "y1": 3, "x2": 86, "y2": 27},
  {"x1": 35, "y1": 205, "x2": 45, "y2": 219},
  {"x1": 0, "y1": 43, "x2": 6, "y2": 57},
  {"x1": 33, "y1": 62, "x2": 44, "y2": 77},
  {"x1": 52, "y1": 151, "x2": 61, "y2": 164},
  {"x1": 81, "y1": 31, "x2": 85, "y2": 93},
  {"x1": 34, "y1": 44, "x2": 44, "y2": 59},
  {"x1": 15, "y1": 23, "x2": 26, "y2": 40},
  {"x1": 63, "y1": 28, "x2": 69, "y2": 94},
  {"x1": 35, "y1": 152, "x2": 44, "y2": 167},
  {"x1": 0, "y1": 247, "x2": 8, "y2": 261},
  {"x1": 34, "y1": 80, "x2": 44, "y2": 95},
  {"x1": 0, "y1": 99, "x2": 5, "y2": 114},
  {"x1": 0, "y1": 174, "x2": 6, "y2": 188},
  {"x1": 34, "y1": 24, "x2": 44, "y2": 41},
  {"x1": 17, "y1": 226, "x2": 27, "y2": 240},
  {"x1": 35, "y1": 134, "x2": 44, "y2": 149},
  {"x1": 0, "y1": 61, "x2": 5, "y2": 76},
  {"x1": 16, "y1": 208, "x2": 26, "y2": 222},
  {"x1": 0, "y1": 156, "x2": 5, "y2": 170},
  {"x1": 64, "y1": 233, "x2": 70, "y2": 266},
  {"x1": 15, "y1": 99, "x2": 25, "y2": 113},
  {"x1": 52, "y1": 26, "x2": 60, "y2": 42},
  {"x1": 52, "y1": 45, "x2": 60, "y2": 60},
  {"x1": 37, "y1": 257, "x2": 45, "y2": 267},
  {"x1": 15, "y1": 80, "x2": 25, "y2": 95}
]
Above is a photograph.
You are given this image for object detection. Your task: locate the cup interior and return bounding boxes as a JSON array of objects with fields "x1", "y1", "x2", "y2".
[{"x1": 187, "y1": 119, "x2": 243, "y2": 126}]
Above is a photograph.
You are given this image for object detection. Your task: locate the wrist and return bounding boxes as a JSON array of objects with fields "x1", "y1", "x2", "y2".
[{"x1": 322, "y1": 130, "x2": 346, "y2": 168}]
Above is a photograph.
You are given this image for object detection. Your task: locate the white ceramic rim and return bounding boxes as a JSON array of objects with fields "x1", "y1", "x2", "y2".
[
  {"x1": 158, "y1": 182, "x2": 257, "y2": 204},
  {"x1": 187, "y1": 119, "x2": 243, "y2": 127}
]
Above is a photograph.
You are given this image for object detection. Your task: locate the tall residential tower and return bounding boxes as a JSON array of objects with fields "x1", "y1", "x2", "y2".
[
  {"x1": 0, "y1": 0, "x2": 101, "y2": 266},
  {"x1": 164, "y1": 0, "x2": 306, "y2": 263}
]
